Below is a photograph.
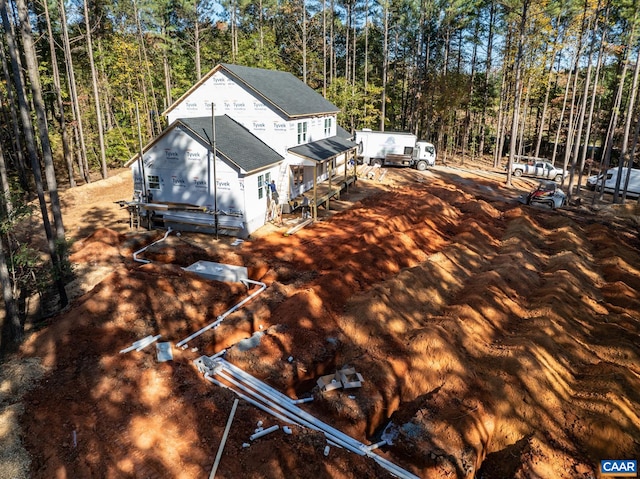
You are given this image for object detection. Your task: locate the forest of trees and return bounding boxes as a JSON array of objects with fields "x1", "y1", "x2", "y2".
[{"x1": 0, "y1": 0, "x2": 639, "y2": 349}]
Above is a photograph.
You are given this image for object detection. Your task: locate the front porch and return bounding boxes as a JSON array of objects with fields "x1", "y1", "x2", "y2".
[
  {"x1": 287, "y1": 172, "x2": 357, "y2": 219},
  {"x1": 286, "y1": 135, "x2": 359, "y2": 221}
]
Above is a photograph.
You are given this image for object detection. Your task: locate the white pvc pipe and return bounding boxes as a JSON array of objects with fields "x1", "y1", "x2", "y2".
[
  {"x1": 208, "y1": 398, "x2": 238, "y2": 479},
  {"x1": 176, "y1": 280, "x2": 266, "y2": 348},
  {"x1": 365, "y1": 439, "x2": 387, "y2": 451},
  {"x1": 204, "y1": 375, "x2": 294, "y2": 425},
  {"x1": 213, "y1": 366, "x2": 366, "y2": 454},
  {"x1": 119, "y1": 334, "x2": 162, "y2": 354},
  {"x1": 135, "y1": 334, "x2": 162, "y2": 351},
  {"x1": 131, "y1": 229, "x2": 266, "y2": 349},
  {"x1": 212, "y1": 369, "x2": 365, "y2": 456},
  {"x1": 216, "y1": 360, "x2": 363, "y2": 449},
  {"x1": 210, "y1": 360, "x2": 420, "y2": 479},
  {"x1": 249, "y1": 424, "x2": 279, "y2": 441},
  {"x1": 132, "y1": 228, "x2": 173, "y2": 264},
  {"x1": 217, "y1": 279, "x2": 266, "y2": 322}
]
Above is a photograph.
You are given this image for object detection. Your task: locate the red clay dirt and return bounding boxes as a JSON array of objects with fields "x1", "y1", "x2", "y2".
[{"x1": 13, "y1": 164, "x2": 640, "y2": 478}]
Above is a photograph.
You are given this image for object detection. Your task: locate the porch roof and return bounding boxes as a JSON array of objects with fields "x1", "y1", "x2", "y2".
[{"x1": 287, "y1": 136, "x2": 357, "y2": 163}]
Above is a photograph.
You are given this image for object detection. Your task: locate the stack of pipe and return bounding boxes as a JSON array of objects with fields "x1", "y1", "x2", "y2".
[{"x1": 201, "y1": 358, "x2": 419, "y2": 479}]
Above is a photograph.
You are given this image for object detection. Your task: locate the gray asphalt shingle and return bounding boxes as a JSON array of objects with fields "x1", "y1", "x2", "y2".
[
  {"x1": 221, "y1": 63, "x2": 340, "y2": 118},
  {"x1": 288, "y1": 136, "x2": 358, "y2": 162},
  {"x1": 179, "y1": 116, "x2": 283, "y2": 173}
]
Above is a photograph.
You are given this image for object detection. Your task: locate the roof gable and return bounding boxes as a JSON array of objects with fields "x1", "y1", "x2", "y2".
[
  {"x1": 163, "y1": 64, "x2": 339, "y2": 120},
  {"x1": 126, "y1": 115, "x2": 283, "y2": 174}
]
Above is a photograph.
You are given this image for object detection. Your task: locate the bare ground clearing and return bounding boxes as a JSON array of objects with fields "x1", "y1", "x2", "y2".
[{"x1": 2, "y1": 161, "x2": 639, "y2": 478}]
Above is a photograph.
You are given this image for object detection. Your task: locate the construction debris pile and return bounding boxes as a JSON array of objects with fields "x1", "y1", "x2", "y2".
[{"x1": 13, "y1": 167, "x2": 640, "y2": 478}]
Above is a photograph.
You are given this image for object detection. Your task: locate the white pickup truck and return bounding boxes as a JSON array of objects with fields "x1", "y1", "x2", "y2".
[{"x1": 507, "y1": 158, "x2": 568, "y2": 182}]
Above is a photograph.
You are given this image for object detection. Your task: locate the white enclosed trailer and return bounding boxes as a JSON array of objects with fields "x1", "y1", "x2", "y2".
[
  {"x1": 355, "y1": 129, "x2": 436, "y2": 170},
  {"x1": 587, "y1": 167, "x2": 640, "y2": 197}
]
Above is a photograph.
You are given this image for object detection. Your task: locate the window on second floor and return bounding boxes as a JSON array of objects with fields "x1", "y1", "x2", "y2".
[
  {"x1": 298, "y1": 122, "x2": 308, "y2": 144},
  {"x1": 324, "y1": 118, "x2": 332, "y2": 136}
]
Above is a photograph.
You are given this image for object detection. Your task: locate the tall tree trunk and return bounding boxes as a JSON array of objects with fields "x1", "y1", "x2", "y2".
[
  {"x1": 16, "y1": 0, "x2": 66, "y2": 243},
  {"x1": 621, "y1": 28, "x2": 639, "y2": 154},
  {"x1": 133, "y1": 0, "x2": 161, "y2": 135},
  {"x1": 330, "y1": 0, "x2": 334, "y2": 83},
  {"x1": 0, "y1": 139, "x2": 12, "y2": 214},
  {"x1": 97, "y1": 41, "x2": 113, "y2": 132},
  {"x1": 194, "y1": 2, "x2": 201, "y2": 79},
  {"x1": 571, "y1": 3, "x2": 601, "y2": 196},
  {"x1": 494, "y1": 34, "x2": 512, "y2": 168},
  {"x1": 551, "y1": 64, "x2": 573, "y2": 166},
  {"x1": 562, "y1": 8, "x2": 589, "y2": 194},
  {"x1": 506, "y1": 0, "x2": 529, "y2": 187},
  {"x1": 364, "y1": 0, "x2": 368, "y2": 100},
  {"x1": 2, "y1": 0, "x2": 68, "y2": 307},
  {"x1": 162, "y1": 24, "x2": 173, "y2": 107},
  {"x1": 479, "y1": 0, "x2": 495, "y2": 157},
  {"x1": 598, "y1": 45, "x2": 631, "y2": 203},
  {"x1": 231, "y1": 0, "x2": 237, "y2": 61},
  {"x1": 517, "y1": 76, "x2": 530, "y2": 157},
  {"x1": 622, "y1": 102, "x2": 640, "y2": 202},
  {"x1": 59, "y1": 0, "x2": 89, "y2": 183},
  {"x1": 302, "y1": 0, "x2": 307, "y2": 84},
  {"x1": 0, "y1": 37, "x2": 27, "y2": 189},
  {"x1": 534, "y1": 30, "x2": 560, "y2": 158},
  {"x1": 344, "y1": 2, "x2": 349, "y2": 83},
  {"x1": 615, "y1": 44, "x2": 640, "y2": 201},
  {"x1": 258, "y1": 0, "x2": 264, "y2": 54},
  {"x1": 84, "y1": 0, "x2": 108, "y2": 179},
  {"x1": 493, "y1": 89, "x2": 505, "y2": 166},
  {"x1": 462, "y1": 17, "x2": 479, "y2": 163},
  {"x1": 352, "y1": 9, "x2": 356, "y2": 90},
  {"x1": 601, "y1": 24, "x2": 638, "y2": 203},
  {"x1": 322, "y1": 0, "x2": 326, "y2": 96},
  {"x1": 579, "y1": 7, "x2": 607, "y2": 187},
  {"x1": 380, "y1": 0, "x2": 389, "y2": 131},
  {"x1": 44, "y1": 0, "x2": 75, "y2": 187},
  {"x1": 0, "y1": 230, "x2": 21, "y2": 349}
]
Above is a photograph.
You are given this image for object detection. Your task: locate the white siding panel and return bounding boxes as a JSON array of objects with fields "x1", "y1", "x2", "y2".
[{"x1": 167, "y1": 72, "x2": 339, "y2": 157}]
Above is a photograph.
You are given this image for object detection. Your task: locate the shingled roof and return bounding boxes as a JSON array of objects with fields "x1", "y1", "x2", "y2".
[
  {"x1": 179, "y1": 115, "x2": 283, "y2": 173},
  {"x1": 163, "y1": 64, "x2": 340, "y2": 120},
  {"x1": 220, "y1": 64, "x2": 339, "y2": 118},
  {"x1": 288, "y1": 136, "x2": 357, "y2": 162}
]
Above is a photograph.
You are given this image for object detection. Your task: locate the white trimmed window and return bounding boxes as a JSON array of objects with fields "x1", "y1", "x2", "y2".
[
  {"x1": 258, "y1": 172, "x2": 271, "y2": 200},
  {"x1": 258, "y1": 174, "x2": 265, "y2": 199},
  {"x1": 297, "y1": 122, "x2": 308, "y2": 144},
  {"x1": 148, "y1": 175, "x2": 160, "y2": 189},
  {"x1": 324, "y1": 118, "x2": 332, "y2": 136}
]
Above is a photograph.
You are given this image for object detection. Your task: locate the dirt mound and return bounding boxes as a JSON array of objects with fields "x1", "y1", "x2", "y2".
[
  {"x1": 12, "y1": 167, "x2": 640, "y2": 478},
  {"x1": 70, "y1": 228, "x2": 128, "y2": 264}
]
